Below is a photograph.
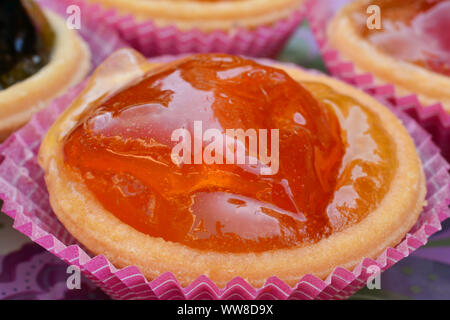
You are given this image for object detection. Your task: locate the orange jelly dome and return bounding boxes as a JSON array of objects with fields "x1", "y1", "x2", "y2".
[
  {"x1": 63, "y1": 54, "x2": 396, "y2": 252},
  {"x1": 357, "y1": 0, "x2": 450, "y2": 76}
]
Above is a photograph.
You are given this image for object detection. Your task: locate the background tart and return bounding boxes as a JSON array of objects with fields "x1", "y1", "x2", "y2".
[
  {"x1": 87, "y1": 0, "x2": 304, "y2": 32},
  {"x1": 327, "y1": 0, "x2": 450, "y2": 113},
  {"x1": 39, "y1": 49, "x2": 425, "y2": 288},
  {"x1": 0, "y1": 11, "x2": 90, "y2": 141}
]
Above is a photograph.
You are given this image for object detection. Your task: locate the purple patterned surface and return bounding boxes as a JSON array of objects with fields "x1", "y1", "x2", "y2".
[{"x1": 0, "y1": 243, "x2": 108, "y2": 300}]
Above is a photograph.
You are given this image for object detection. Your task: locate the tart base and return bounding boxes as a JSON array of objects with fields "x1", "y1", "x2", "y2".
[
  {"x1": 39, "y1": 52, "x2": 426, "y2": 288},
  {"x1": 0, "y1": 11, "x2": 90, "y2": 141}
]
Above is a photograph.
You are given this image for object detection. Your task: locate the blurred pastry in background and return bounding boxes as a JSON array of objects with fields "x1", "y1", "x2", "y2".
[
  {"x1": 80, "y1": 0, "x2": 305, "y2": 56},
  {"x1": 0, "y1": 0, "x2": 90, "y2": 140},
  {"x1": 328, "y1": 0, "x2": 450, "y2": 112}
]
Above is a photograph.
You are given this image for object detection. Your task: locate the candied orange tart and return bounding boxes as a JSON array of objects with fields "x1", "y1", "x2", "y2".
[
  {"x1": 87, "y1": 0, "x2": 304, "y2": 32},
  {"x1": 39, "y1": 48, "x2": 426, "y2": 287},
  {"x1": 0, "y1": 0, "x2": 90, "y2": 140},
  {"x1": 328, "y1": 0, "x2": 450, "y2": 113}
]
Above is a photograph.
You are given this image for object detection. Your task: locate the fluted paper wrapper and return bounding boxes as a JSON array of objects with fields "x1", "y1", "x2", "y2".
[
  {"x1": 40, "y1": 0, "x2": 304, "y2": 58},
  {"x1": 1, "y1": 52, "x2": 449, "y2": 298},
  {"x1": 306, "y1": 0, "x2": 450, "y2": 161}
]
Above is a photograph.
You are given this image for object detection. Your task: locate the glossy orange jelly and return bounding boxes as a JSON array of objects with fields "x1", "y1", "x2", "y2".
[
  {"x1": 63, "y1": 54, "x2": 396, "y2": 252},
  {"x1": 357, "y1": 0, "x2": 450, "y2": 76}
]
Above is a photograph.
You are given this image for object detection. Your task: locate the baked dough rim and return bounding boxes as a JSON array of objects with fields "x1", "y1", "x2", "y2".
[{"x1": 39, "y1": 51, "x2": 426, "y2": 288}]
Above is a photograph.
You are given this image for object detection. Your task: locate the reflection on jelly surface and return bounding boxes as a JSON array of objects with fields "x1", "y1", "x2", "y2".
[
  {"x1": 63, "y1": 54, "x2": 396, "y2": 252},
  {"x1": 302, "y1": 82, "x2": 397, "y2": 233},
  {"x1": 355, "y1": 0, "x2": 450, "y2": 76}
]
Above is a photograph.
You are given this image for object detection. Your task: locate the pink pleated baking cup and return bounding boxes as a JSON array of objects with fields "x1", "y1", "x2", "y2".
[
  {"x1": 40, "y1": 0, "x2": 305, "y2": 58},
  {"x1": 305, "y1": 0, "x2": 450, "y2": 161},
  {"x1": 0, "y1": 53, "x2": 449, "y2": 299}
]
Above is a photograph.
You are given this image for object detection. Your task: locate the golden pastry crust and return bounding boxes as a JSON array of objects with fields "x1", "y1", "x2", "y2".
[
  {"x1": 327, "y1": 0, "x2": 450, "y2": 113},
  {"x1": 39, "y1": 49, "x2": 425, "y2": 288},
  {"x1": 88, "y1": 0, "x2": 304, "y2": 31},
  {"x1": 0, "y1": 11, "x2": 91, "y2": 141}
]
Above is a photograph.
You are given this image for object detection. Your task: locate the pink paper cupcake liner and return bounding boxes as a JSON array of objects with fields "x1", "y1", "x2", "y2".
[
  {"x1": 0, "y1": 53, "x2": 449, "y2": 299},
  {"x1": 306, "y1": 0, "x2": 450, "y2": 161},
  {"x1": 39, "y1": 0, "x2": 305, "y2": 58}
]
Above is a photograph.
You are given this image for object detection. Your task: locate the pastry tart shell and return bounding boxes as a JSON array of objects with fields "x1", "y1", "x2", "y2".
[
  {"x1": 38, "y1": 53, "x2": 426, "y2": 288},
  {"x1": 327, "y1": 0, "x2": 450, "y2": 113},
  {"x1": 0, "y1": 11, "x2": 90, "y2": 141}
]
